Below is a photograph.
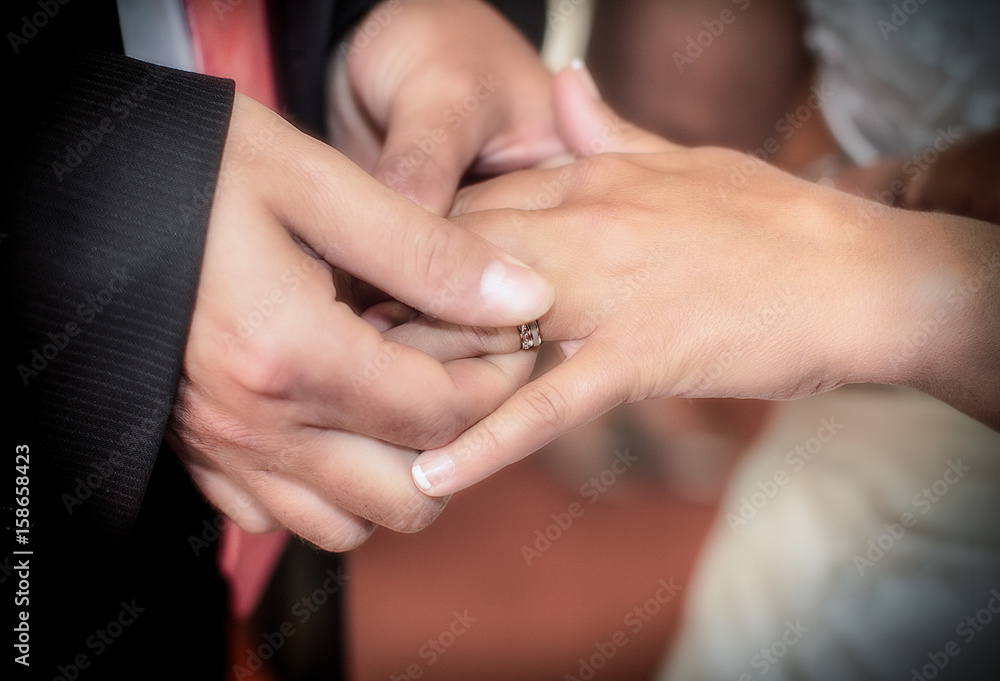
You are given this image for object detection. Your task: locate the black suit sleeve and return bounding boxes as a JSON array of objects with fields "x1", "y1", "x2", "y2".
[
  {"x1": 6, "y1": 50, "x2": 235, "y2": 544},
  {"x1": 4, "y1": 44, "x2": 238, "y2": 679}
]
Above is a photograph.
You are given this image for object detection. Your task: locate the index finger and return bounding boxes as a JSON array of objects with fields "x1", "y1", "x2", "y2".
[{"x1": 409, "y1": 343, "x2": 621, "y2": 496}]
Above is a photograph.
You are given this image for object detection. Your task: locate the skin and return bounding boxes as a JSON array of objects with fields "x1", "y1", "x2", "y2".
[
  {"x1": 328, "y1": 0, "x2": 564, "y2": 215},
  {"x1": 168, "y1": 0, "x2": 569, "y2": 550},
  {"x1": 167, "y1": 93, "x2": 550, "y2": 551},
  {"x1": 402, "y1": 65, "x2": 1000, "y2": 497}
]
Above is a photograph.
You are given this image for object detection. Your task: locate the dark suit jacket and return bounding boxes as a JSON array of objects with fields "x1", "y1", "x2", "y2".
[
  {"x1": 3, "y1": 1, "x2": 543, "y2": 678},
  {"x1": 5, "y1": 1, "x2": 238, "y2": 677}
]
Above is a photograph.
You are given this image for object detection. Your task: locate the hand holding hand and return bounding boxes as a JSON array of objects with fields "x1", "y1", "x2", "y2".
[
  {"x1": 166, "y1": 93, "x2": 553, "y2": 550},
  {"x1": 403, "y1": 65, "x2": 998, "y2": 496}
]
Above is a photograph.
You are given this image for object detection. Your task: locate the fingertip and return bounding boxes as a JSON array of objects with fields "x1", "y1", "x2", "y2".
[
  {"x1": 479, "y1": 258, "x2": 555, "y2": 324},
  {"x1": 411, "y1": 453, "x2": 456, "y2": 497},
  {"x1": 567, "y1": 59, "x2": 602, "y2": 101},
  {"x1": 555, "y1": 61, "x2": 677, "y2": 156}
]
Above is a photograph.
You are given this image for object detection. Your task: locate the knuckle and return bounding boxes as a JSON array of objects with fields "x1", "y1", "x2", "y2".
[
  {"x1": 400, "y1": 406, "x2": 465, "y2": 450},
  {"x1": 516, "y1": 382, "x2": 571, "y2": 431},
  {"x1": 578, "y1": 154, "x2": 632, "y2": 184},
  {"x1": 231, "y1": 509, "x2": 282, "y2": 535},
  {"x1": 380, "y1": 492, "x2": 449, "y2": 534},
  {"x1": 462, "y1": 324, "x2": 507, "y2": 353},
  {"x1": 227, "y1": 335, "x2": 298, "y2": 399},
  {"x1": 447, "y1": 425, "x2": 505, "y2": 470},
  {"x1": 404, "y1": 221, "x2": 457, "y2": 290},
  {"x1": 309, "y1": 518, "x2": 376, "y2": 553}
]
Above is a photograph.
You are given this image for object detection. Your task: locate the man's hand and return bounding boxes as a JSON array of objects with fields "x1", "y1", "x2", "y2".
[
  {"x1": 327, "y1": 0, "x2": 564, "y2": 214},
  {"x1": 401, "y1": 64, "x2": 999, "y2": 497},
  {"x1": 166, "y1": 93, "x2": 553, "y2": 551}
]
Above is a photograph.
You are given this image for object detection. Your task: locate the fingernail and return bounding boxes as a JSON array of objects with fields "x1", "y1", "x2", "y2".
[
  {"x1": 570, "y1": 58, "x2": 602, "y2": 101},
  {"x1": 412, "y1": 454, "x2": 455, "y2": 492},
  {"x1": 480, "y1": 259, "x2": 555, "y2": 322}
]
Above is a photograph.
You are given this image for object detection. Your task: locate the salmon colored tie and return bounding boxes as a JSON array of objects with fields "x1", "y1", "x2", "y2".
[{"x1": 183, "y1": 0, "x2": 290, "y2": 621}]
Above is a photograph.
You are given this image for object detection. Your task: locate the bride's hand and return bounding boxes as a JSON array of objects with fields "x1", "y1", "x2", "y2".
[{"x1": 400, "y1": 64, "x2": 991, "y2": 496}]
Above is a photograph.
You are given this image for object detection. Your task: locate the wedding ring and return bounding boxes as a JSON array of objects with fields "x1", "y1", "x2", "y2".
[{"x1": 518, "y1": 320, "x2": 542, "y2": 351}]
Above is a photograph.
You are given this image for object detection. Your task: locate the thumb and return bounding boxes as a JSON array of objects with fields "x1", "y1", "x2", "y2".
[
  {"x1": 230, "y1": 93, "x2": 553, "y2": 328},
  {"x1": 553, "y1": 60, "x2": 680, "y2": 156},
  {"x1": 320, "y1": 178, "x2": 555, "y2": 328}
]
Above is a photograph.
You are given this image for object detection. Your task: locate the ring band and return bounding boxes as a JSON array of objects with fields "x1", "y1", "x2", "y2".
[{"x1": 518, "y1": 320, "x2": 542, "y2": 351}]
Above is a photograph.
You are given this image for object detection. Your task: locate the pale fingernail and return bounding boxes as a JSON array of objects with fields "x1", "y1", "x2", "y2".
[
  {"x1": 570, "y1": 58, "x2": 602, "y2": 101},
  {"x1": 412, "y1": 454, "x2": 455, "y2": 493},
  {"x1": 479, "y1": 259, "x2": 554, "y2": 322}
]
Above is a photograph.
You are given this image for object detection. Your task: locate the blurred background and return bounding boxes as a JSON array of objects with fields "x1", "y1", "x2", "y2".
[{"x1": 149, "y1": 0, "x2": 998, "y2": 678}]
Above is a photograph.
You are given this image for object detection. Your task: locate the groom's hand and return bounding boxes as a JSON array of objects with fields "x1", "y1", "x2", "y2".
[
  {"x1": 328, "y1": 0, "x2": 565, "y2": 214},
  {"x1": 167, "y1": 93, "x2": 553, "y2": 551}
]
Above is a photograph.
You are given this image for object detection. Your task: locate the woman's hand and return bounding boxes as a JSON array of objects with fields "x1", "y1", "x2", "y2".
[{"x1": 401, "y1": 64, "x2": 999, "y2": 497}]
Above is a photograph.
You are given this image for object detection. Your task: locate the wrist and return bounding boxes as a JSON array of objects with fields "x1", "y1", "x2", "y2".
[
  {"x1": 854, "y1": 208, "x2": 999, "y2": 397},
  {"x1": 805, "y1": 190, "x2": 937, "y2": 390}
]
